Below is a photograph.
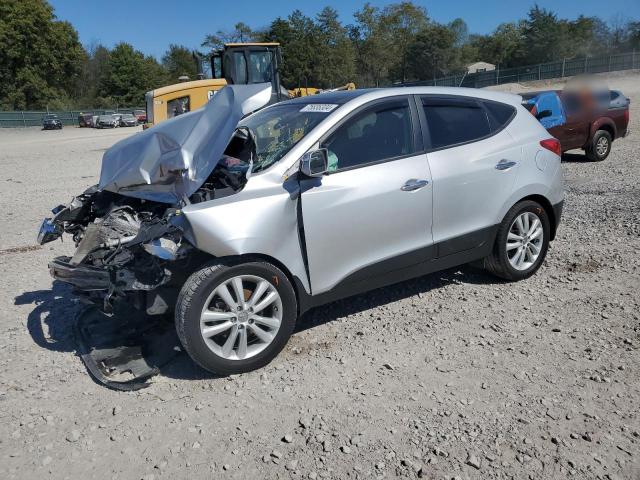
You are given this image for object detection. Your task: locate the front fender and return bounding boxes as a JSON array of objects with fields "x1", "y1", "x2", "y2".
[{"x1": 180, "y1": 178, "x2": 311, "y2": 294}]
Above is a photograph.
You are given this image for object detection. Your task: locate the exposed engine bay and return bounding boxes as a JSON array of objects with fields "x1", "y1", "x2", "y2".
[{"x1": 39, "y1": 127, "x2": 257, "y2": 316}]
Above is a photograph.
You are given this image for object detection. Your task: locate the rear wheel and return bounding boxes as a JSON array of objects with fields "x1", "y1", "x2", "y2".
[
  {"x1": 175, "y1": 259, "x2": 297, "y2": 375},
  {"x1": 585, "y1": 130, "x2": 612, "y2": 161},
  {"x1": 484, "y1": 200, "x2": 550, "y2": 281}
]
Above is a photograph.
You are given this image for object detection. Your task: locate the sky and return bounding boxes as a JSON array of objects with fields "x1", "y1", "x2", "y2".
[{"x1": 49, "y1": 0, "x2": 640, "y2": 59}]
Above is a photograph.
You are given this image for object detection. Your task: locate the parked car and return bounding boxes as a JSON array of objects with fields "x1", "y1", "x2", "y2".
[
  {"x1": 78, "y1": 113, "x2": 95, "y2": 128},
  {"x1": 42, "y1": 114, "x2": 63, "y2": 130},
  {"x1": 38, "y1": 84, "x2": 564, "y2": 375},
  {"x1": 118, "y1": 113, "x2": 138, "y2": 127},
  {"x1": 91, "y1": 115, "x2": 99, "y2": 128},
  {"x1": 133, "y1": 109, "x2": 147, "y2": 124},
  {"x1": 522, "y1": 89, "x2": 629, "y2": 161},
  {"x1": 96, "y1": 115, "x2": 118, "y2": 129}
]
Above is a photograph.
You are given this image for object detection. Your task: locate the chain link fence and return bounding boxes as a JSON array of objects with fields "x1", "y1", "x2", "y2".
[
  {"x1": 0, "y1": 108, "x2": 143, "y2": 128},
  {"x1": 1, "y1": 51, "x2": 638, "y2": 127},
  {"x1": 402, "y1": 50, "x2": 639, "y2": 88}
]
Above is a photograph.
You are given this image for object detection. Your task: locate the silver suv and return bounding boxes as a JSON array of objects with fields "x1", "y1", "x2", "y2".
[{"x1": 38, "y1": 84, "x2": 564, "y2": 375}]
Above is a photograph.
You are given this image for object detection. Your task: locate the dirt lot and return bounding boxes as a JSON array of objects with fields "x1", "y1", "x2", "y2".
[{"x1": 1, "y1": 73, "x2": 639, "y2": 480}]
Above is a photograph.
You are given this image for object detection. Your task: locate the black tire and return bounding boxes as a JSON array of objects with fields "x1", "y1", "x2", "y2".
[
  {"x1": 484, "y1": 200, "x2": 551, "y2": 281},
  {"x1": 175, "y1": 258, "x2": 297, "y2": 375},
  {"x1": 585, "y1": 129, "x2": 612, "y2": 161}
]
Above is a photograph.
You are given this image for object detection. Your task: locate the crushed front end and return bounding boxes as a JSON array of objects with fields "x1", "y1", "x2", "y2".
[
  {"x1": 38, "y1": 186, "x2": 192, "y2": 315},
  {"x1": 37, "y1": 83, "x2": 272, "y2": 316},
  {"x1": 35, "y1": 84, "x2": 273, "y2": 388}
]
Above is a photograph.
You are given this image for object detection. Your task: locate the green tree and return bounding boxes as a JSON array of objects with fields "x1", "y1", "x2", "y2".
[
  {"x1": 350, "y1": 4, "x2": 395, "y2": 86},
  {"x1": 448, "y1": 18, "x2": 469, "y2": 47},
  {"x1": 470, "y1": 22, "x2": 525, "y2": 67},
  {"x1": 384, "y1": 2, "x2": 430, "y2": 83},
  {"x1": 262, "y1": 11, "x2": 320, "y2": 88},
  {"x1": 351, "y1": 2, "x2": 429, "y2": 85},
  {"x1": 0, "y1": 0, "x2": 85, "y2": 109},
  {"x1": 313, "y1": 7, "x2": 356, "y2": 88},
  {"x1": 626, "y1": 21, "x2": 640, "y2": 50},
  {"x1": 77, "y1": 42, "x2": 110, "y2": 108},
  {"x1": 202, "y1": 22, "x2": 256, "y2": 53},
  {"x1": 163, "y1": 44, "x2": 198, "y2": 82},
  {"x1": 406, "y1": 23, "x2": 458, "y2": 80},
  {"x1": 521, "y1": 5, "x2": 571, "y2": 64},
  {"x1": 98, "y1": 43, "x2": 166, "y2": 107},
  {"x1": 568, "y1": 16, "x2": 609, "y2": 57}
]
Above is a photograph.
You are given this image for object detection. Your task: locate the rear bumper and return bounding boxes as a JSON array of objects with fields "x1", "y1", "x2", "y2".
[{"x1": 49, "y1": 256, "x2": 110, "y2": 291}]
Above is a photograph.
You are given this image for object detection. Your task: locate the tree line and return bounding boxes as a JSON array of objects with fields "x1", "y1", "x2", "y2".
[{"x1": 1, "y1": 0, "x2": 639, "y2": 110}]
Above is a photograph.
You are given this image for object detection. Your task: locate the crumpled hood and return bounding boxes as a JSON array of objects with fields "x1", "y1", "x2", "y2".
[{"x1": 98, "y1": 83, "x2": 272, "y2": 203}]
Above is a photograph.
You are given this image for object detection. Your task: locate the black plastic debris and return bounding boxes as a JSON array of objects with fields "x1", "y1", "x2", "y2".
[{"x1": 74, "y1": 306, "x2": 182, "y2": 391}]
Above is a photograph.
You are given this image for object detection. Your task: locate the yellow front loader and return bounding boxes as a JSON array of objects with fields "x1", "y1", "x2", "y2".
[{"x1": 144, "y1": 43, "x2": 355, "y2": 127}]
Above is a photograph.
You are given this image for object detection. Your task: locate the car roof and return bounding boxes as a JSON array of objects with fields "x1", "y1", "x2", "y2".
[{"x1": 283, "y1": 86, "x2": 522, "y2": 107}]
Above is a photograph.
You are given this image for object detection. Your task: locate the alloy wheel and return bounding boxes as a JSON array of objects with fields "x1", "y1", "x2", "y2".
[
  {"x1": 506, "y1": 211, "x2": 544, "y2": 271},
  {"x1": 596, "y1": 136, "x2": 609, "y2": 157},
  {"x1": 199, "y1": 275, "x2": 282, "y2": 360}
]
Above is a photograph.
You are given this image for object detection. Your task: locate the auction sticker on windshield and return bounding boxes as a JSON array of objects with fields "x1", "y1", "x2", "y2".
[{"x1": 300, "y1": 104, "x2": 339, "y2": 113}]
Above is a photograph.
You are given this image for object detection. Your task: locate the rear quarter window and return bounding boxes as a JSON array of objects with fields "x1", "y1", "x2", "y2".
[{"x1": 483, "y1": 101, "x2": 516, "y2": 132}]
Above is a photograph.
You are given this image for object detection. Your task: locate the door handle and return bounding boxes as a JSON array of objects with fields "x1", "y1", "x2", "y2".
[
  {"x1": 495, "y1": 159, "x2": 517, "y2": 171},
  {"x1": 401, "y1": 179, "x2": 429, "y2": 191}
]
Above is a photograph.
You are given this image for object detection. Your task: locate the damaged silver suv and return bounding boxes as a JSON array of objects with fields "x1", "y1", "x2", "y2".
[{"x1": 39, "y1": 83, "x2": 564, "y2": 375}]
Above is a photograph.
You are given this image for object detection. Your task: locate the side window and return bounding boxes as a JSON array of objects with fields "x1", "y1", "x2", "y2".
[
  {"x1": 422, "y1": 98, "x2": 490, "y2": 149},
  {"x1": 483, "y1": 101, "x2": 516, "y2": 132},
  {"x1": 212, "y1": 55, "x2": 222, "y2": 79},
  {"x1": 167, "y1": 96, "x2": 190, "y2": 118},
  {"x1": 322, "y1": 99, "x2": 413, "y2": 172}
]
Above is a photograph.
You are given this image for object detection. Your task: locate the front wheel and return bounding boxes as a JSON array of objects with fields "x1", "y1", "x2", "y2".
[
  {"x1": 484, "y1": 200, "x2": 551, "y2": 281},
  {"x1": 175, "y1": 259, "x2": 297, "y2": 375}
]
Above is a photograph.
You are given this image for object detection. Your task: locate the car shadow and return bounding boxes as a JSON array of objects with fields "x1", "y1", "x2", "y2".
[
  {"x1": 15, "y1": 281, "x2": 79, "y2": 353},
  {"x1": 561, "y1": 152, "x2": 588, "y2": 163},
  {"x1": 18, "y1": 265, "x2": 500, "y2": 386},
  {"x1": 295, "y1": 264, "x2": 497, "y2": 333}
]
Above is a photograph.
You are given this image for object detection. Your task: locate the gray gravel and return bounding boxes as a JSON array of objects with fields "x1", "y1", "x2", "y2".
[{"x1": 1, "y1": 73, "x2": 639, "y2": 479}]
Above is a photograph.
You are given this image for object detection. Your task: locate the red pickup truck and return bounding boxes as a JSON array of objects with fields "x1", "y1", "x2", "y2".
[{"x1": 522, "y1": 90, "x2": 629, "y2": 161}]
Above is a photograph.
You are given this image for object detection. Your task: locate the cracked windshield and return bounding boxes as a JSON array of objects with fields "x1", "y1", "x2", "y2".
[{"x1": 238, "y1": 103, "x2": 334, "y2": 172}]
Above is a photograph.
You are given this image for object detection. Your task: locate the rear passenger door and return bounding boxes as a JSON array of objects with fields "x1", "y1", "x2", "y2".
[{"x1": 419, "y1": 96, "x2": 520, "y2": 253}]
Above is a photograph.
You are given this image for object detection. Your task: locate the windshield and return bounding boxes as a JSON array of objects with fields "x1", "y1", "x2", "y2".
[
  {"x1": 122, "y1": 114, "x2": 134, "y2": 119},
  {"x1": 238, "y1": 103, "x2": 336, "y2": 172}
]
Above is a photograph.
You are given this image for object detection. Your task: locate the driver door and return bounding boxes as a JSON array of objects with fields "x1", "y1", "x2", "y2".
[{"x1": 300, "y1": 97, "x2": 434, "y2": 295}]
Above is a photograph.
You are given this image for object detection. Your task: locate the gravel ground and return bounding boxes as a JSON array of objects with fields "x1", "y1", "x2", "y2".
[{"x1": 1, "y1": 73, "x2": 639, "y2": 480}]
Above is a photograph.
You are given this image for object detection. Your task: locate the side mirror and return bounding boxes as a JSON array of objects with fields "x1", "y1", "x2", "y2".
[
  {"x1": 536, "y1": 109, "x2": 552, "y2": 120},
  {"x1": 300, "y1": 149, "x2": 328, "y2": 177}
]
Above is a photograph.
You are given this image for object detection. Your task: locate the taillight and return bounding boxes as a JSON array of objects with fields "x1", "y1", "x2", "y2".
[
  {"x1": 624, "y1": 108, "x2": 629, "y2": 124},
  {"x1": 540, "y1": 138, "x2": 561, "y2": 157}
]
